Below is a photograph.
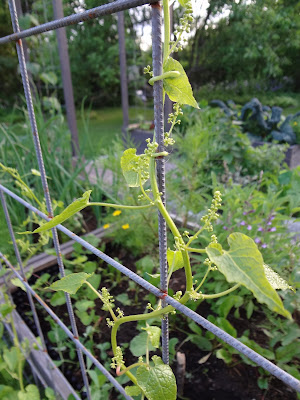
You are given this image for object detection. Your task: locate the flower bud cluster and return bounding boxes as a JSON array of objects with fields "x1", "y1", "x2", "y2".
[
  {"x1": 201, "y1": 191, "x2": 222, "y2": 232},
  {"x1": 174, "y1": 236, "x2": 185, "y2": 251},
  {"x1": 101, "y1": 287, "x2": 115, "y2": 311},
  {"x1": 171, "y1": 0, "x2": 194, "y2": 52},
  {"x1": 204, "y1": 257, "x2": 218, "y2": 271},
  {"x1": 131, "y1": 154, "x2": 150, "y2": 182},
  {"x1": 143, "y1": 65, "x2": 153, "y2": 77},
  {"x1": 144, "y1": 138, "x2": 159, "y2": 156},
  {"x1": 111, "y1": 346, "x2": 125, "y2": 369},
  {"x1": 189, "y1": 289, "x2": 204, "y2": 301}
]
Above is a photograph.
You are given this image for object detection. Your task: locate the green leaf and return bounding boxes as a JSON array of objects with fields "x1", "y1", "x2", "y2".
[
  {"x1": 115, "y1": 293, "x2": 131, "y2": 306},
  {"x1": 275, "y1": 342, "x2": 300, "y2": 363},
  {"x1": 136, "y1": 356, "x2": 177, "y2": 400},
  {"x1": 143, "y1": 326, "x2": 161, "y2": 348},
  {"x1": 75, "y1": 310, "x2": 95, "y2": 326},
  {"x1": 18, "y1": 384, "x2": 40, "y2": 400},
  {"x1": 264, "y1": 264, "x2": 293, "y2": 291},
  {"x1": 189, "y1": 335, "x2": 212, "y2": 351},
  {"x1": 3, "y1": 347, "x2": 19, "y2": 372},
  {"x1": 218, "y1": 295, "x2": 243, "y2": 318},
  {"x1": 167, "y1": 249, "x2": 184, "y2": 273},
  {"x1": 206, "y1": 233, "x2": 291, "y2": 319},
  {"x1": 120, "y1": 148, "x2": 149, "y2": 187},
  {"x1": 0, "y1": 303, "x2": 14, "y2": 318},
  {"x1": 129, "y1": 332, "x2": 156, "y2": 357},
  {"x1": 125, "y1": 386, "x2": 142, "y2": 396},
  {"x1": 75, "y1": 300, "x2": 94, "y2": 312},
  {"x1": 163, "y1": 58, "x2": 198, "y2": 108},
  {"x1": 49, "y1": 272, "x2": 92, "y2": 294},
  {"x1": 216, "y1": 317, "x2": 237, "y2": 338},
  {"x1": 178, "y1": 0, "x2": 190, "y2": 6},
  {"x1": 40, "y1": 72, "x2": 58, "y2": 86},
  {"x1": 45, "y1": 387, "x2": 56, "y2": 400},
  {"x1": 216, "y1": 348, "x2": 233, "y2": 364},
  {"x1": 50, "y1": 291, "x2": 66, "y2": 307},
  {"x1": 33, "y1": 191, "x2": 92, "y2": 233}
]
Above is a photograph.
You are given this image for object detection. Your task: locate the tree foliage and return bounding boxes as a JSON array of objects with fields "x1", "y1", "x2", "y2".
[{"x1": 184, "y1": 0, "x2": 300, "y2": 90}]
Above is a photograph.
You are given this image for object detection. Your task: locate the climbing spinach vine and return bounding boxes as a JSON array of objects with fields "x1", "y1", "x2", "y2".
[{"x1": 23, "y1": 1, "x2": 292, "y2": 399}]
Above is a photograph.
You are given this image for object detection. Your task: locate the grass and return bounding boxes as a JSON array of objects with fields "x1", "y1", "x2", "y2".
[{"x1": 77, "y1": 106, "x2": 154, "y2": 159}]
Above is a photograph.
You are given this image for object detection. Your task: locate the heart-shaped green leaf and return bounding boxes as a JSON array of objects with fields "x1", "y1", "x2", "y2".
[
  {"x1": 121, "y1": 148, "x2": 149, "y2": 187},
  {"x1": 206, "y1": 233, "x2": 291, "y2": 319},
  {"x1": 33, "y1": 191, "x2": 92, "y2": 233},
  {"x1": 136, "y1": 356, "x2": 177, "y2": 400},
  {"x1": 167, "y1": 249, "x2": 184, "y2": 273},
  {"x1": 18, "y1": 384, "x2": 40, "y2": 400},
  {"x1": 163, "y1": 58, "x2": 199, "y2": 108},
  {"x1": 49, "y1": 272, "x2": 92, "y2": 294}
]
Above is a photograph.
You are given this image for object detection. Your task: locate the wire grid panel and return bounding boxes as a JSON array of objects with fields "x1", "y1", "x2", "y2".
[{"x1": 0, "y1": 1, "x2": 299, "y2": 399}]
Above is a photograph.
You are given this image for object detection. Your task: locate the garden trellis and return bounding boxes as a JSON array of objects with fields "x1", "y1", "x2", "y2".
[{"x1": 0, "y1": 0, "x2": 300, "y2": 399}]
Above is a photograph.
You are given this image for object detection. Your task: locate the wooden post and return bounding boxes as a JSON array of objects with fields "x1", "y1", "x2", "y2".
[
  {"x1": 52, "y1": 0, "x2": 79, "y2": 156},
  {"x1": 117, "y1": 11, "x2": 129, "y2": 133}
]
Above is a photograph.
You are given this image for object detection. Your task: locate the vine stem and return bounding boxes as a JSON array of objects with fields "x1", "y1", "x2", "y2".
[
  {"x1": 10, "y1": 312, "x2": 25, "y2": 392},
  {"x1": 163, "y1": 0, "x2": 170, "y2": 62},
  {"x1": 85, "y1": 281, "x2": 117, "y2": 322},
  {"x1": 202, "y1": 283, "x2": 241, "y2": 299},
  {"x1": 89, "y1": 202, "x2": 154, "y2": 210}
]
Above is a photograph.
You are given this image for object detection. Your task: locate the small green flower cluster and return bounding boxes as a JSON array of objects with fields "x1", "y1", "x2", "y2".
[
  {"x1": 101, "y1": 287, "x2": 115, "y2": 311},
  {"x1": 144, "y1": 138, "x2": 159, "y2": 156},
  {"x1": 201, "y1": 191, "x2": 222, "y2": 232},
  {"x1": 111, "y1": 346, "x2": 125, "y2": 369},
  {"x1": 143, "y1": 65, "x2": 153, "y2": 77},
  {"x1": 164, "y1": 103, "x2": 183, "y2": 146},
  {"x1": 170, "y1": 0, "x2": 194, "y2": 52},
  {"x1": 204, "y1": 257, "x2": 217, "y2": 271}
]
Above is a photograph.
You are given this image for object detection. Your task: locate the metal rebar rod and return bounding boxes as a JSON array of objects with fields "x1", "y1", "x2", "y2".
[
  {"x1": 0, "y1": 0, "x2": 157, "y2": 45},
  {"x1": 151, "y1": 2, "x2": 169, "y2": 365},
  {"x1": 0, "y1": 189, "x2": 47, "y2": 351},
  {"x1": 0, "y1": 253, "x2": 133, "y2": 400},
  {"x1": 8, "y1": 1, "x2": 91, "y2": 397},
  {"x1": 1, "y1": 184, "x2": 299, "y2": 394}
]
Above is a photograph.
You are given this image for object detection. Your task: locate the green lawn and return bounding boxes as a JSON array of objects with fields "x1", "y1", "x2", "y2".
[{"x1": 77, "y1": 107, "x2": 154, "y2": 159}]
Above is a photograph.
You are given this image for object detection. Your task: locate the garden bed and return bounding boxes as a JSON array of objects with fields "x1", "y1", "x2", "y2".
[{"x1": 10, "y1": 246, "x2": 298, "y2": 400}]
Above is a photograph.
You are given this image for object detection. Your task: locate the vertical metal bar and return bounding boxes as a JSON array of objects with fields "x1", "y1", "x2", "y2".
[
  {"x1": 151, "y1": 2, "x2": 169, "y2": 365},
  {"x1": 52, "y1": 0, "x2": 80, "y2": 157},
  {"x1": 0, "y1": 189, "x2": 47, "y2": 351},
  {"x1": 8, "y1": 1, "x2": 91, "y2": 398},
  {"x1": 118, "y1": 11, "x2": 129, "y2": 133}
]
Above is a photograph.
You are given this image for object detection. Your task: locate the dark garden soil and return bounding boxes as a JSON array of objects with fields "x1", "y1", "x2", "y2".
[{"x1": 12, "y1": 245, "x2": 298, "y2": 400}]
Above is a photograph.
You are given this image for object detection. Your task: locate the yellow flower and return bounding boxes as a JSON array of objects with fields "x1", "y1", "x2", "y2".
[
  {"x1": 113, "y1": 210, "x2": 122, "y2": 217},
  {"x1": 122, "y1": 223, "x2": 129, "y2": 230},
  {"x1": 293, "y1": 122, "x2": 298, "y2": 126},
  {"x1": 103, "y1": 224, "x2": 110, "y2": 229}
]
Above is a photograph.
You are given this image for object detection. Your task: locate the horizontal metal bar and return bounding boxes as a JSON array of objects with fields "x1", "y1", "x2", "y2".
[
  {"x1": 1, "y1": 184, "x2": 300, "y2": 393},
  {"x1": 0, "y1": 252, "x2": 133, "y2": 400},
  {"x1": 0, "y1": 0, "x2": 158, "y2": 45}
]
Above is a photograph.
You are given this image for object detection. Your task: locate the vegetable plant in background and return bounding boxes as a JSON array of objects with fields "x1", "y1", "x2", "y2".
[
  {"x1": 17, "y1": 1, "x2": 296, "y2": 400},
  {"x1": 0, "y1": 292, "x2": 55, "y2": 400}
]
